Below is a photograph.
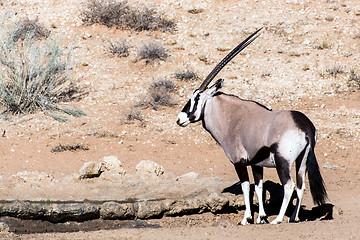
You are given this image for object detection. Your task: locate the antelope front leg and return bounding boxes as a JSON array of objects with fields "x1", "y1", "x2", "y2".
[
  {"x1": 235, "y1": 163, "x2": 253, "y2": 225},
  {"x1": 241, "y1": 181, "x2": 253, "y2": 225}
]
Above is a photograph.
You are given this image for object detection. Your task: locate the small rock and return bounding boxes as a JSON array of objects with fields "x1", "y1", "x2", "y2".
[
  {"x1": 99, "y1": 171, "x2": 126, "y2": 181},
  {"x1": 325, "y1": 15, "x2": 334, "y2": 21},
  {"x1": 188, "y1": 8, "x2": 204, "y2": 14},
  {"x1": 136, "y1": 160, "x2": 164, "y2": 181},
  {"x1": 136, "y1": 201, "x2": 165, "y2": 219},
  {"x1": 198, "y1": 54, "x2": 208, "y2": 63},
  {"x1": 206, "y1": 193, "x2": 229, "y2": 213},
  {"x1": 100, "y1": 202, "x2": 136, "y2": 219},
  {"x1": 101, "y1": 156, "x2": 126, "y2": 175},
  {"x1": 79, "y1": 161, "x2": 102, "y2": 179},
  {"x1": 81, "y1": 33, "x2": 92, "y2": 39},
  {"x1": 302, "y1": 39, "x2": 311, "y2": 45},
  {"x1": 178, "y1": 172, "x2": 199, "y2": 181}
]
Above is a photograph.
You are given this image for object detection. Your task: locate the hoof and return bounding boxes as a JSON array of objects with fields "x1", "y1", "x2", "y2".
[
  {"x1": 288, "y1": 217, "x2": 300, "y2": 223},
  {"x1": 257, "y1": 216, "x2": 269, "y2": 224},
  {"x1": 240, "y1": 217, "x2": 254, "y2": 226},
  {"x1": 270, "y1": 218, "x2": 283, "y2": 225}
]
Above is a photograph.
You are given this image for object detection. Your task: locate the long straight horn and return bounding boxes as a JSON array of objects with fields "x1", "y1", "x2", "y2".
[{"x1": 198, "y1": 28, "x2": 262, "y2": 91}]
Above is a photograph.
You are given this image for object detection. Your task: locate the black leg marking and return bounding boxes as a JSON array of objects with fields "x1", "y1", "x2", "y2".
[
  {"x1": 274, "y1": 152, "x2": 291, "y2": 185},
  {"x1": 234, "y1": 162, "x2": 249, "y2": 183},
  {"x1": 251, "y1": 165, "x2": 263, "y2": 185}
]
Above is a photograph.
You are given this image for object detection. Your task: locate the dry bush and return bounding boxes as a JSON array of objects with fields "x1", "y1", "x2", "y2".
[
  {"x1": 326, "y1": 64, "x2": 344, "y2": 78},
  {"x1": 0, "y1": 18, "x2": 85, "y2": 121},
  {"x1": 80, "y1": 0, "x2": 176, "y2": 32},
  {"x1": 123, "y1": 107, "x2": 144, "y2": 124},
  {"x1": 108, "y1": 39, "x2": 130, "y2": 57},
  {"x1": 260, "y1": 70, "x2": 271, "y2": 78},
  {"x1": 313, "y1": 39, "x2": 331, "y2": 50},
  {"x1": 51, "y1": 143, "x2": 89, "y2": 153},
  {"x1": 174, "y1": 68, "x2": 198, "y2": 81},
  {"x1": 137, "y1": 41, "x2": 169, "y2": 63},
  {"x1": 149, "y1": 78, "x2": 176, "y2": 91},
  {"x1": 349, "y1": 69, "x2": 360, "y2": 89},
  {"x1": 137, "y1": 78, "x2": 177, "y2": 110},
  {"x1": 89, "y1": 130, "x2": 120, "y2": 138},
  {"x1": 12, "y1": 18, "x2": 50, "y2": 42}
]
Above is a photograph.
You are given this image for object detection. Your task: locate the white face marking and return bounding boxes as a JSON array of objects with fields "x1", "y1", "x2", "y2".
[
  {"x1": 278, "y1": 130, "x2": 307, "y2": 163},
  {"x1": 177, "y1": 112, "x2": 190, "y2": 127}
]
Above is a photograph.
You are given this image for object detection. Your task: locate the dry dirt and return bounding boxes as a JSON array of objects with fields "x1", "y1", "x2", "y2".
[{"x1": 1, "y1": 0, "x2": 360, "y2": 239}]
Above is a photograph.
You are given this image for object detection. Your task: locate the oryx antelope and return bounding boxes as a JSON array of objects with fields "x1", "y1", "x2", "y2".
[{"x1": 177, "y1": 29, "x2": 328, "y2": 225}]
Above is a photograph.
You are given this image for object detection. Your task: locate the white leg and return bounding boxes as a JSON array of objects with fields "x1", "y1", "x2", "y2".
[
  {"x1": 290, "y1": 166, "x2": 307, "y2": 222},
  {"x1": 255, "y1": 179, "x2": 268, "y2": 224},
  {"x1": 240, "y1": 181, "x2": 253, "y2": 225},
  {"x1": 290, "y1": 187, "x2": 304, "y2": 222},
  {"x1": 271, "y1": 180, "x2": 295, "y2": 224}
]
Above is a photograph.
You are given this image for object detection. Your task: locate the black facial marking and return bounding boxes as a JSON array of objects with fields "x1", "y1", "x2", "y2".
[
  {"x1": 181, "y1": 100, "x2": 191, "y2": 113},
  {"x1": 181, "y1": 91, "x2": 202, "y2": 122}
]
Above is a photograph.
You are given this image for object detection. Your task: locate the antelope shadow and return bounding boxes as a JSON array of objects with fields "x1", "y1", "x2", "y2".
[{"x1": 222, "y1": 180, "x2": 333, "y2": 222}]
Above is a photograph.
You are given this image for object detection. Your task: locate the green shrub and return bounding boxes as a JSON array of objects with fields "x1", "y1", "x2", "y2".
[
  {"x1": 0, "y1": 19, "x2": 85, "y2": 121},
  {"x1": 81, "y1": 0, "x2": 176, "y2": 32}
]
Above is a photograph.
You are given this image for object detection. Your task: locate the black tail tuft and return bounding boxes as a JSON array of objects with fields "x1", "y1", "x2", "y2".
[{"x1": 307, "y1": 148, "x2": 328, "y2": 205}]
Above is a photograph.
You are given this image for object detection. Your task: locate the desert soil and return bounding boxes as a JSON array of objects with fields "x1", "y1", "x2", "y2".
[{"x1": 0, "y1": 0, "x2": 360, "y2": 239}]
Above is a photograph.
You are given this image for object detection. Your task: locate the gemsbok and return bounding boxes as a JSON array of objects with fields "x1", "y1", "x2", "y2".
[{"x1": 176, "y1": 28, "x2": 327, "y2": 225}]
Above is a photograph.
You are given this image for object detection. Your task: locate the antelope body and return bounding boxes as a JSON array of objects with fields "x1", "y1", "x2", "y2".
[{"x1": 177, "y1": 29, "x2": 327, "y2": 224}]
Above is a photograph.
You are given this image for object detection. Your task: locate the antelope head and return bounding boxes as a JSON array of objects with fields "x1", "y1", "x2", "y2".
[{"x1": 177, "y1": 28, "x2": 262, "y2": 127}]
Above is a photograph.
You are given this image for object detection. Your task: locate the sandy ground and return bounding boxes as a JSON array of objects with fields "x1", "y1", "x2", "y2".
[{"x1": 0, "y1": 0, "x2": 360, "y2": 239}]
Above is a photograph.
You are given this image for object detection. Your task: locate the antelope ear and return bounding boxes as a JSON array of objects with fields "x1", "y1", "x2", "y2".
[{"x1": 207, "y1": 79, "x2": 224, "y2": 96}]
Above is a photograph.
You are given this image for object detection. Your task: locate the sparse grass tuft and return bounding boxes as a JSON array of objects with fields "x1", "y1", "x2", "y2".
[
  {"x1": 51, "y1": 142, "x2": 89, "y2": 153},
  {"x1": 302, "y1": 64, "x2": 310, "y2": 71},
  {"x1": 0, "y1": 18, "x2": 85, "y2": 121},
  {"x1": 137, "y1": 41, "x2": 169, "y2": 63},
  {"x1": 174, "y1": 68, "x2": 198, "y2": 81},
  {"x1": 80, "y1": 0, "x2": 176, "y2": 32},
  {"x1": 137, "y1": 78, "x2": 177, "y2": 110},
  {"x1": 108, "y1": 39, "x2": 130, "y2": 57},
  {"x1": 349, "y1": 69, "x2": 360, "y2": 89},
  {"x1": 12, "y1": 18, "x2": 50, "y2": 42},
  {"x1": 149, "y1": 78, "x2": 176, "y2": 91},
  {"x1": 90, "y1": 130, "x2": 120, "y2": 138},
  {"x1": 123, "y1": 107, "x2": 144, "y2": 124},
  {"x1": 326, "y1": 64, "x2": 344, "y2": 78},
  {"x1": 260, "y1": 70, "x2": 271, "y2": 78},
  {"x1": 313, "y1": 39, "x2": 331, "y2": 50}
]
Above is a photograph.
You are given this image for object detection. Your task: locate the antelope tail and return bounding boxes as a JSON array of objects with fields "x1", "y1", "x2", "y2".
[{"x1": 306, "y1": 145, "x2": 328, "y2": 206}]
